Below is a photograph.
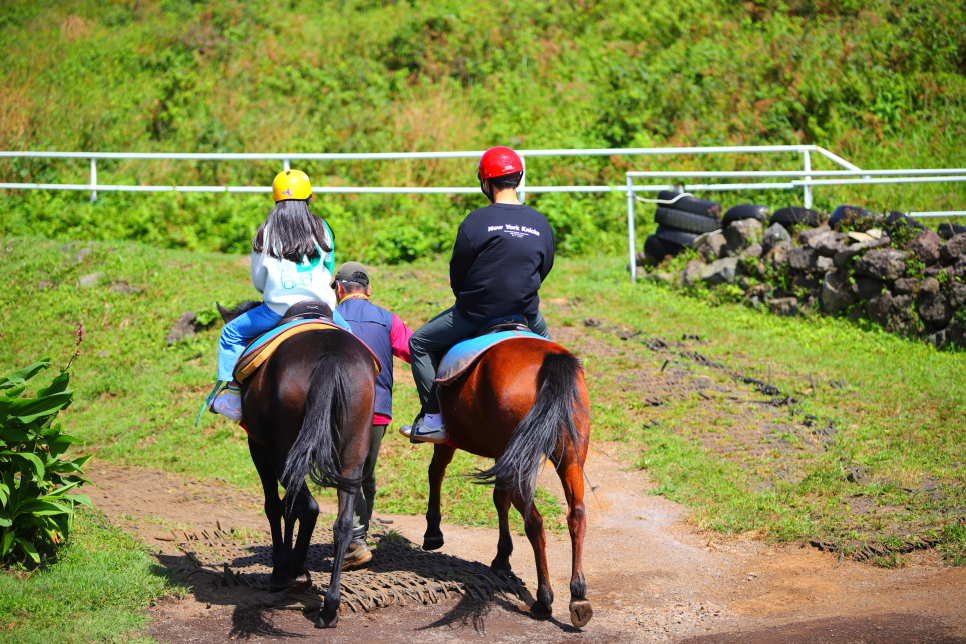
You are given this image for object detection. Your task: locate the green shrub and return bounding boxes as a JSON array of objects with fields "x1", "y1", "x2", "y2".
[{"x1": 0, "y1": 338, "x2": 92, "y2": 567}]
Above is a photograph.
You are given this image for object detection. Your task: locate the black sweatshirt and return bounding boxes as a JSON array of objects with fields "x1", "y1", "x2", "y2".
[{"x1": 449, "y1": 203, "x2": 555, "y2": 324}]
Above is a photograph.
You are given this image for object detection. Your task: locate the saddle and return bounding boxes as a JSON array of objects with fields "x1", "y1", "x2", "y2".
[
  {"x1": 232, "y1": 300, "x2": 381, "y2": 383},
  {"x1": 435, "y1": 321, "x2": 549, "y2": 384}
]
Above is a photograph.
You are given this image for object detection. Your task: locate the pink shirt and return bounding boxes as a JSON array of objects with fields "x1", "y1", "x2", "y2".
[{"x1": 372, "y1": 312, "x2": 412, "y2": 426}]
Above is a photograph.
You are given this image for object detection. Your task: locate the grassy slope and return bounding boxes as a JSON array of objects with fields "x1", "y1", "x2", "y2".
[
  {"x1": 0, "y1": 0, "x2": 964, "y2": 260},
  {"x1": 0, "y1": 237, "x2": 963, "y2": 562},
  {"x1": 0, "y1": 511, "x2": 183, "y2": 643}
]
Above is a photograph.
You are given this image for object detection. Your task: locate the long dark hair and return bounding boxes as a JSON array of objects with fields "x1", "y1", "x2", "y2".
[{"x1": 252, "y1": 199, "x2": 333, "y2": 262}]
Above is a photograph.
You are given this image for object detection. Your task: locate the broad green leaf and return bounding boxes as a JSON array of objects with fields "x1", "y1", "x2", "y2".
[
  {"x1": 37, "y1": 371, "x2": 70, "y2": 397},
  {"x1": 0, "y1": 361, "x2": 50, "y2": 390},
  {"x1": 9, "y1": 392, "x2": 73, "y2": 424},
  {"x1": 0, "y1": 532, "x2": 13, "y2": 556},
  {"x1": 1, "y1": 386, "x2": 26, "y2": 400},
  {"x1": 0, "y1": 428, "x2": 30, "y2": 444},
  {"x1": 0, "y1": 509, "x2": 10, "y2": 527},
  {"x1": 20, "y1": 501, "x2": 68, "y2": 516},
  {"x1": 15, "y1": 538, "x2": 40, "y2": 563},
  {"x1": 67, "y1": 494, "x2": 92, "y2": 508},
  {"x1": 0, "y1": 451, "x2": 45, "y2": 479}
]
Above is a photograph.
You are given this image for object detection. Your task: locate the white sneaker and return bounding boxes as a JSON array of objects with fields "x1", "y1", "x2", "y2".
[
  {"x1": 399, "y1": 415, "x2": 448, "y2": 444},
  {"x1": 212, "y1": 388, "x2": 243, "y2": 422}
]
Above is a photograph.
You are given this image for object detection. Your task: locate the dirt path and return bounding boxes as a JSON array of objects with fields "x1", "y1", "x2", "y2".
[{"x1": 86, "y1": 439, "x2": 965, "y2": 643}]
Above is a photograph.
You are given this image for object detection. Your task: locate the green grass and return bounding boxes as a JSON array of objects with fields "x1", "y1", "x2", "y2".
[
  {"x1": 0, "y1": 236, "x2": 963, "y2": 562},
  {"x1": 0, "y1": 510, "x2": 184, "y2": 644}
]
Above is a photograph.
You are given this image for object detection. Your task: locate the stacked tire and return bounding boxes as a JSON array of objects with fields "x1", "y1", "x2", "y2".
[{"x1": 644, "y1": 191, "x2": 722, "y2": 261}]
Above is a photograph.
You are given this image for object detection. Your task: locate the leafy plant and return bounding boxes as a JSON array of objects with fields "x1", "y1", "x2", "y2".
[{"x1": 0, "y1": 332, "x2": 92, "y2": 567}]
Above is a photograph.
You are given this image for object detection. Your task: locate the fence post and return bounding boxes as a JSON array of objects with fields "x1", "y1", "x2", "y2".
[
  {"x1": 283, "y1": 158, "x2": 290, "y2": 171},
  {"x1": 802, "y1": 149, "x2": 812, "y2": 209},
  {"x1": 626, "y1": 175, "x2": 637, "y2": 283},
  {"x1": 518, "y1": 155, "x2": 526, "y2": 203},
  {"x1": 89, "y1": 158, "x2": 97, "y2": 203}
]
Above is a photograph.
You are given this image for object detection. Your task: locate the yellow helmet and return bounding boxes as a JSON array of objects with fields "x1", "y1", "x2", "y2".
[{"x1": 272, "y1": 169, "x2": 313, "y2": 202}]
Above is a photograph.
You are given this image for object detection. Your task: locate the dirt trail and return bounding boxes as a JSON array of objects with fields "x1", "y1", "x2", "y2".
[{"x1": 87, "y1": 440, "x2": 965, "y2": 643}]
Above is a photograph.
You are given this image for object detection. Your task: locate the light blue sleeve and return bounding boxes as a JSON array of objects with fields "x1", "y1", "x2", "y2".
[{"x1": 323, "y1": 220, "x2": 335, "y2": 276}]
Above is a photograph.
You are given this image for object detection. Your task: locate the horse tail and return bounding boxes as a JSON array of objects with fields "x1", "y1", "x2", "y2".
[
  {"x1": 474, "y1": 350, "x2": 588, "y2": 505},
  {"x1": 281, "y1": 350, "x2": 361, "y2": 499}
]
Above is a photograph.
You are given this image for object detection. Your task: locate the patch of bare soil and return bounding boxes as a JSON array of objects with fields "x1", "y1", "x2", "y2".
[{"x1": 86, "y1": 449, "x2": 965, "y2": 643}]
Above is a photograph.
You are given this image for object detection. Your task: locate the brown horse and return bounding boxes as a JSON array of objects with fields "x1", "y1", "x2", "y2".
[
  {"x1": 423, "y1": 338, "x2": 593, "y2": 628},
  {"x1": 221, "y1": 303, "x2": 377, "y2": 629}
]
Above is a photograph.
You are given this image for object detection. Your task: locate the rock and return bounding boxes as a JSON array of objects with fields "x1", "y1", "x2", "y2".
[
  {"x1": 738, "y1": 275, "x2": 754, "y2": 290},
  {"x1": 762, "y1": 223, "x2": 791, "y2": 254},
  {"x1": 741, "y1": 242, "x2": 763, "y2": 260},
  {"x1": 723, "y1": 218, "x2": 763, "y2": 252},
  {"x1": 853, "y1": 249, "x2": 908, "y2": 281},
  {"x1": 681, "y1": 260, "x2": 705, "y2": 287},
  {"x1": 832, "y1": 237, "x2": 891, "y2": 268},
  {"x1": 919, "y1": 292, "x2": 952, "y2": 326},
  {"x1": 77, "y1": 272, "x2": 103, "y2": 288},
  {"x1": 36, "y1": 281, "x2": 54, "y2": 290},
  {"x1": 814, "y1": 235, "x2": 848, "y2": 258},
  {"x1": 941, "y1": 233, "x2": 966, "y2": 263},
  {"x1": 768, "y1": 297, "x2": 801, "y2": 317},
  {"x1": 909, "y1": 229, "x2": 942, "y2": 266},
  {"x1": 635, "y1": 251, "x2": 648, "y2": 267},
  {"x1": 701, "y1": 257, "x2": 739, "y2": 285},
  {"x1": 891, "y1": 294, "x2": 915, "y2": 327},
  {"x1": 97, "y1": 351, "x2": 111, "y2": 358},
  {"x1": 747, "y1": 284, "x2": 771, "y2": 307},
  {"x1": 847, "y1": 231, "x2": 875, "y2": 243},
  {"x1": 764, "y1": 241, "x2": 791, "y2": 268},
  {"x1": 695, "y1": 233, "x2": 726, "y2": 263},
  {"x1": 949, "y1": 282, "x2": 966, "y2": 309},
  {"x1": 866, "y1": 291, "x2": 894, "y2": 327},
  {"x1": 893, "y1": 278, "x2": 920, "y2": 295},
  {"x1": 109, "y1": 281, "x2": 138, "y2": 295},
  {"x1": 927, "y1": 329, "x2": 949, "y2": 349},
  {"x1": 792, "y1": 272, "x2": 820, "y2": 291},
  {"x1": 799, "y1": 225, "x2": 832, "y2": 246},
  {"x1": 788, "y1": 246, "x2": 817, "y2": 271},
  {"x1": 650, "y1": 272, "x2": 676, "y2": 285},
  {"x1": 815, "y1": 256, "x2": 834, "y2": 272},
  {"x1": 852, "y1": 277, "x2": 885, "y2": 300},
  {"x1": 72, "y1": 247, "x2": 93, "y2": 264},
  {"x1": 635, "y1": 266, "x2": 646, "y2": 278},
  {"x1": 921, "y1": 277, "x2": 941, "y2": 294},
  {"x1": 821, "y1": 270, "x2": 855, "y2": 314},
  {"x1": 166, "y1": 311, "x2": 201, "y2": 345}
]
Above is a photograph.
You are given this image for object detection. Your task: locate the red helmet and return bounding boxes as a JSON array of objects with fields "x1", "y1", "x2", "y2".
[{"x1": 478, "y1": 146, "x2": 524, "y2": 180}]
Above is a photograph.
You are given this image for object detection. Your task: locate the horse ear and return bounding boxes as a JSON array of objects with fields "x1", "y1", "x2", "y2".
[{"x1": 217, "y1": 302, "x2": 233, "y2": 323}]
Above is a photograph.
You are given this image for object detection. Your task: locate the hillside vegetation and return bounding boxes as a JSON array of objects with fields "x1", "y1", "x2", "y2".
[{"x1": 1, "y1": 0, "x2": 965, "y2": 261}]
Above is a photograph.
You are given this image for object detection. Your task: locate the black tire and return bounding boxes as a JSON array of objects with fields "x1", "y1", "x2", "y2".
[
  {"x1": 770, "y1": 207, "x2": 823, "y2": 229},
  {"x1": 723, "y1": 204, "x2": 769, "y2": 226},
  {"x1": 829, "y1": 204, "x2": 880, "y2": 229},
  {"x1": 655, "y1": 207, "x2": 721, "y2": 234},
  {"x1": 938, "y1": 223, "x2": 966, "y2": 240},
  {"x1": 644, "y1": 234, "x2": 682, "y2": 259},
  {"x1": 657, "y1": 190, "x2": 721, "y2": 219},
  {"x1": 655, "y1": 225, "x2": 700, "y2": 248}
]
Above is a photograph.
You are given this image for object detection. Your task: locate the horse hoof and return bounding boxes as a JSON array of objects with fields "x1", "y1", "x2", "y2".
[
  {"x1": 315, "y1": 609, "x2": 339, "y2": 629},
  {"x1": 422, "y1": 535, "x2": 444, "y2": 551},
  {"x1": 569, "y1": 599, "x2": 593, "y2": 627},
  {"x1": 529, "y1": 600, "x2": 552, "y2": 620},
  {"x1": 489, "y1": 560, "x2": 512, "y2": 575},
  {"x1": 288, "y1": 578, "x2": 311, "y2": 594}
]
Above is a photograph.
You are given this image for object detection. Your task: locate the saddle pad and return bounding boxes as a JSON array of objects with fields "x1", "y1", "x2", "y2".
[
  {"x1": 435, "y1": 330, "x2": 548, "y2": 384},
  {"x1": 233, "y1": 319, "x2": 381, "y2": 384}
]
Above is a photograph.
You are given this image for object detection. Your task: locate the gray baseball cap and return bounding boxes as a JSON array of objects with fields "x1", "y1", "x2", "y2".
[{"x1": 332, "y1": 261, "x2": 370, "y2": 287}]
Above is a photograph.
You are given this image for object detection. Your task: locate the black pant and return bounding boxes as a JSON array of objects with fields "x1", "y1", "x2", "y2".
[{"x1": 352, "y1": 423, "x2": 386, "y2": 534}]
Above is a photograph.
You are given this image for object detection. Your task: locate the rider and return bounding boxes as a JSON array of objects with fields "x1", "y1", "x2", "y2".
[
  {"x1": 210, "y1": 170, "x2": 351, "y2": 421},
  {"x1": 333, "y1": 261, "x2": 413, "y2": 566},
  {"x1": 400, "y1": 146, "x2": 555, "y2": 444}
]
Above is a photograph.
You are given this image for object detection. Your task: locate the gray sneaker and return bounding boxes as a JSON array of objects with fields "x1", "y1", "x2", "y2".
[{"x1": 399, "y1": 416, "x2": 448, "y2": 444}]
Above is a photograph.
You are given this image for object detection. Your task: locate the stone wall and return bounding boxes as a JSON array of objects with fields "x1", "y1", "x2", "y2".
[{"x1": 639, "y1": 216, "x2": 966, "y2": 349}]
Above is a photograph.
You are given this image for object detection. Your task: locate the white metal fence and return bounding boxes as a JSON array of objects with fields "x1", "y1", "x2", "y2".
[{"x1": 1, "y1": 145, "x2": 964, "y2": 284}]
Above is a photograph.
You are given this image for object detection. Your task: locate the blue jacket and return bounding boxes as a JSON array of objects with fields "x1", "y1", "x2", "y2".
[{"x1": 337, "y1": 297, "x2": 395, "y2": 418}]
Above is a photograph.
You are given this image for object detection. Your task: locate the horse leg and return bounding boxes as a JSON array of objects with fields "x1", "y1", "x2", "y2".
[
  {"x1": 489, "y1": 485, "x2": 513, "y2": 574},
  {"x1": 423, "y1": 444, "x2": 456, "y2": 551},
  {"x1": 248, "y1": 439, "x2": 289, "y2": 592},
  {"x1": 317, "y1": 486, "x2": 357, "y2": 629},
  {"x1": 510, "y1": 493, "x2": 553, "y2": 620},
  {"x1": 558, "y1": 459, "x2": 592, "y2": 627},
  {"x1": 285, "y1": 481, "x2": 319, "y2": 593}
]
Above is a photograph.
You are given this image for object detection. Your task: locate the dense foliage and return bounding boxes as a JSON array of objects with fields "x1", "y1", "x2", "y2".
[
  {"x1": 0, "y1": 358, "x2": 91, "y2": 567},
  {"x1": 1, "y1": 0, "x2": 964, "y2": 260}
]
